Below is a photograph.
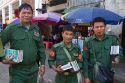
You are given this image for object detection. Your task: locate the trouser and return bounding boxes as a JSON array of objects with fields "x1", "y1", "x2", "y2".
[
  {"x1": 55, "y1": 72, "x2": 78, "y2": 83},
  {"x1": 9, "y1": 64, "x2": 38, "y2": 83}
]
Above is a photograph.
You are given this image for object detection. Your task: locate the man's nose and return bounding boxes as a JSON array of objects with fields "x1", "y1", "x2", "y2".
[{"x1": 24, "y1": 13, "x2": 29, "y2": 16}]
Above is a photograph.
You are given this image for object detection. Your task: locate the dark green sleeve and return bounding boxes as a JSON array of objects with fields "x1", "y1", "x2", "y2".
[
  {"x1": 1, "y1": 26, "x2": 11, "y2": 46},
  {"x1": 37, "y1": 31, "x2": 46, "y2": 65},
  {"x1": 1, "y1": 26, "x2": 12, "y2": 60},
  {"x1": 76, "y1": 46, "x2": 83, "y2": 69},
  {"x1": 48, "y1": 47, "x2": 56, "y2": 68},
  {"x1": 82, "y1": 38, "x2": 89, "y2": 78}
]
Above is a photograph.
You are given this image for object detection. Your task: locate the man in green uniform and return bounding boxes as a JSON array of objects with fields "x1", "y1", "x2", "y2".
[
  {"x1": 48, "y1": 25, "x2": 83, "y2": 83},
  {"x1": 1, "y1": 3, "x2": 46, "y2": 83},
  {"x1": 83, "y1": 17, "x2": 123, "y2": 83}
]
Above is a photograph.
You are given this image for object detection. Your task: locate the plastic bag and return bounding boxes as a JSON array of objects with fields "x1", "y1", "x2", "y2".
[{"x1": 94, "y1": 62, "x2": 114, "y2": 83}]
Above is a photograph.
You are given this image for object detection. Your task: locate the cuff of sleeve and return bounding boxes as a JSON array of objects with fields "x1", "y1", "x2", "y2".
[
  {"x1": 0, "y1": 56, "x2": 5, "y2": 62},
  {"x1": 116, "y1": 56, "x2": 121, "y2": 60},
  {"x1": 48, "y1": 62, "x2": 55, "y2": 68},
  {"x1": 0, "y1": 56, "x2": 5, "y2": 60},
  {"x1": 40, "y1": 60, "x2": 45, "y2": 65}
]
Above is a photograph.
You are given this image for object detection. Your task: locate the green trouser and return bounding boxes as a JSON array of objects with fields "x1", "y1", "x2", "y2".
[
  {"x1": 88, "y1": 68, "x2": 100, "y2": 83},
  {"x1": 9, "y1": 63, "x2": 39, "y2": 83},
  {"x1": 88, "y1": 68, "x2": 95, "y2": 83},
  {"x1": 55, "y1": 73, "x2": 78, "y2": 83}
]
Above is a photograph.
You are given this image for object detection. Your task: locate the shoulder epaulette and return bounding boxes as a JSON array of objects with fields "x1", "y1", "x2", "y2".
[
  {"x1": 106, "y1": 34, "x2": 118, "y2": 40},
  {"x1": 32, "y1": 24, "x2": 40, "y2": 30},
  {"x1": 6, "y1": 24, "x2": 17, "y2": 29},
  {"x1": 85, "y1": 37, "x2": 92, "y2": 43},
  {"x1": 53, "y1": 43, "x2": 61, "y2": 48}
]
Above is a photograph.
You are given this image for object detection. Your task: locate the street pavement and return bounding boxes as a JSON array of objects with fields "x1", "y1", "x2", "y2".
[
  {"x1": 114, "y1": 59, "x2": 125, "y2": 83},
  {"x1": 0, "y1": 63, "x2": 9, "y2": 83},
  {"x1": 0, "y1": 50, "x2": 125, "y2": 83}
]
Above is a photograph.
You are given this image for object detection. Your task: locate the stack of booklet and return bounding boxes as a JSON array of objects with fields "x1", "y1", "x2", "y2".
[
  {"x1": 4, "y1": 48, "x2": 23, "y2": 63},
  {"x1": 110, "y1": 45, "x2": 119, "y2": 55},
  {"x1": 61, "y1": 60, "x2": 80, "y2": 72}
]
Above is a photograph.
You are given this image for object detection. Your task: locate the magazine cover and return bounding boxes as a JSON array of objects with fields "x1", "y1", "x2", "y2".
[
  {"x1": 0, "y1": 38, "x2": 4, "y2": 57},
  {"x1": 4, "y1": 48, "x2": 23, "y2": 63}
]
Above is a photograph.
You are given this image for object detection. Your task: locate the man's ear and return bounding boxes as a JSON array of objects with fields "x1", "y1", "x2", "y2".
[
  {"x1": 91, "y1": 26, "x2": 94, "y2": 30},
  {"x1": 61, "y1": 32, "x2": 64, "y2": 37}
]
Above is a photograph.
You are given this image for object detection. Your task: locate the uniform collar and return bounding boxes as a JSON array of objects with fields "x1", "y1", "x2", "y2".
[
  {"x1": 92, "y1": 34, "x2": 108, "y2": 41},
  {"x1": 60, "y1": 41, "x2": 75, "y2": 50},
  {"x1": 17, "y1": 23, "x2": 35, "y2": 30}
]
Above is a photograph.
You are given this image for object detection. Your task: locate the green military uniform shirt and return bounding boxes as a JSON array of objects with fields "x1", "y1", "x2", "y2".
[
  {"x1": 1, "y1": 24, "x2": 46, "y2": 83},
  {"x1": 83, "y1": 34, "x2": 123, "y2": 82},
  {"x1": 48, "y1": 41, "x2": 82, "y2": 68},
  {"x1": 48, "y1": 41, "x2": 83, "y2": 83},
  {"x1": 1, "y1": 24, "x2": 46, "y2": 66}
]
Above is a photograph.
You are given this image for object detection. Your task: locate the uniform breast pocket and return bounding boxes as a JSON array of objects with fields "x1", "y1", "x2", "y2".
[
  {"x1": 56, "y1": 55, "x2": 68, "y2": 65},
  {"x1": 56, "y1": 54, "x2": 66, "y2": 60},
  {"x1": 13, "y1": 34, "x2": 25, "y2": 41},
  {"x1": 104, "y1": 45, "x2": 111, "y2": 54},
  {"x1": 105, "y1": 45, "x2": 111, "y2": 50}
]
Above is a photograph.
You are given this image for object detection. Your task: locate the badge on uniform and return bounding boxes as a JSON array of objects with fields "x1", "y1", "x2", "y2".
[
  {"x1": 34, "y1": 31, "x2": 39, "y2": 37},
  {"x1": 49, "y1": 50, "x2": 55, "y2": 58}
]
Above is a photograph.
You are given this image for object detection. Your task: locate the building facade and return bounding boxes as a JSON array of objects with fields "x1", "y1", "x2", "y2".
[
  {"x1": 0, "y1": 0, "x2": 44, "y2": 24},
  {"x1": 105, "y1": 0, "x2": 125, "y2": 17}
]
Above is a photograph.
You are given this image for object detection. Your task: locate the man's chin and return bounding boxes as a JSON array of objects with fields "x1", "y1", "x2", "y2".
[
  {"x1": 96, "y1": 33, "x2": 104, "y2": 36},
  {"x1": 64, "y1": 41, "x2": 71, "y2": 43},
  {"x1": 22, "y1": 21, "x2": 31, "y2": 23}
]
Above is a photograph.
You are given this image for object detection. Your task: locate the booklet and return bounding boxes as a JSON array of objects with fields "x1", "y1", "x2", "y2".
[
  {"x1": 70, "y1": 60, "x2": 80, "y2": 72},
  {"x1": 0, "y1": 39, "x2": 4, "y2": 57},
  {"x1": 61, "y1": 60, "x2": 80, "y2": 71},
  {"x1": 110, "y1": 45, "x2": 119, "y2": 55},
  {"x1": 4, "y1": 48, "x2": 23, "y2": 63},
  {"x1": 61, "y1": 62, "x2": 72, "y2": 71}
]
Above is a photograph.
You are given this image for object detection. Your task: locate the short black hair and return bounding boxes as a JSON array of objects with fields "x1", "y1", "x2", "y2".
[
  {"x1": 62, "y1": 25, "x2": 74, "y2": 32},
  {"x1": 91, "y1": 17, "x2": 106, "y2": 25},
  {"x1": 19, "y1": 3, "x2": 33, "y2": 13}
]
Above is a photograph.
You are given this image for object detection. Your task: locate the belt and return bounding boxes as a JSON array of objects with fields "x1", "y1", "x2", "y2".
[
  {"x1": 64, "y1": 72, "x2": 70, "y2": 76},
  {"x1": 63, "y1": 71, "x2": 78, "y2": 76}
]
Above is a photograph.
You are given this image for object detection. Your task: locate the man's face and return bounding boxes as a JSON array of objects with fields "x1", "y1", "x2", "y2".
[
  {"x1": 19, "y1": 8, "x2": 33, "y2": 24},
  {"x1": 93, "y1": 22, "x2": 105, "y2": 37},
  {"x1": 62, "y1": 31, "x2": 74, "y2": 44}
]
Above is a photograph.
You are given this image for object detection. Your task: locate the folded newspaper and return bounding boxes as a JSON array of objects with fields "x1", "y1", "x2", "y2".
[{"x1": 4, "y1": 48, "x2": 23, "y2": 63}]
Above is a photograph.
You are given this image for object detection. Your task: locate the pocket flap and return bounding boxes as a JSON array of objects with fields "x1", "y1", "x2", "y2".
[{"x1": 13, "y1": 34, "x2": 25, "y2": 40}]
